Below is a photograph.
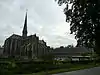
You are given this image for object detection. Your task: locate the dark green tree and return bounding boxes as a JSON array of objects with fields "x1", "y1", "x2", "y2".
[
  {"x1": 67, "y1": 44, "x2": 74, "y2": 48},
  {"x1": 55, "y1": 0, "x2": 100, "y2": 55}
]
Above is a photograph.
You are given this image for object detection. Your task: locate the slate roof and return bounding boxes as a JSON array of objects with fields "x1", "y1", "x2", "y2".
[
  {"x1": 53, "y1": 47, "x2": 90, "y2": 54},
  {"x1": 9, "y1": 34, "x2": 22, "y2": 39},
  {"x1": 52, "y1": 47, "x2": 91, "y2": 57},
  {"x1": 39, "y1": 40, "x2": 46, "y2": 44}
]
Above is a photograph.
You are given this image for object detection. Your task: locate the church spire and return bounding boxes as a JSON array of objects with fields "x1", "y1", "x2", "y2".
[{"x1": 22, "y1": 11, "x2": 27, "y2": 37}]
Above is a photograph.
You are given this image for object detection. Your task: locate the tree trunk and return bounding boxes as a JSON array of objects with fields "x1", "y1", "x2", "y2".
[{"x1": 95, "y1": 37, "x2": 100, "y2": 56}]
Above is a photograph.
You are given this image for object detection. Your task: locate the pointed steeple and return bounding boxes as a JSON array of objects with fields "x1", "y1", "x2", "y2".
[{"x1": 22, "y1": 11, "x2": 27, "y2": 37}]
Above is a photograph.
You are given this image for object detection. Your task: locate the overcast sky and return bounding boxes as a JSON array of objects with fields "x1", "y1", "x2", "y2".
[{"x1": 0, "y1": 0, "x2": 77, "y2": 48}]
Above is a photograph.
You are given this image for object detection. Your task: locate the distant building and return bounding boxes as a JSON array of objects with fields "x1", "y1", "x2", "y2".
[
  {"x1": 52, "y1": 47, "x2": 92, "y2": 61},
  {"x1": 3, "y1": 12, "x2": 49, "y2": 59},
  {"x1": 0, "y1": 46, "x2": 4, "y2": 57}
]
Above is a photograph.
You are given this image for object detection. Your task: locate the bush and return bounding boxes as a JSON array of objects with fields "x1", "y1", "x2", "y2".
[{"x1": 0, "y1": 60, "x2": 73, "y2": 74}]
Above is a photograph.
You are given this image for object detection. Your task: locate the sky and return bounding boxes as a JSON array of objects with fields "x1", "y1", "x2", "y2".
[{"x1": 0, "y1": 0, "x2": 77, "y2": 48}]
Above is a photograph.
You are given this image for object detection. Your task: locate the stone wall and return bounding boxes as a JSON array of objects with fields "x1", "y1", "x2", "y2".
[{"x1": 3, "y1": 34, "x2": 49, "y2": 59}]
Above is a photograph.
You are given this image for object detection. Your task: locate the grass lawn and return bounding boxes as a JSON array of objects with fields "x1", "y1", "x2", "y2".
[{"x1": 26, "y1": 63, "x2": 100, "y2": 75}]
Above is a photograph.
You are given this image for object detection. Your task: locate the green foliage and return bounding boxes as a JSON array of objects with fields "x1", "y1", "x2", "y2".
[
  {"x1": 67, "y1": 45, "x2": 74, "y2": 48},
  {"x1": 40, "y1": 54, "x2": 54, "y2": 61},
  {"x1": 1, "y1": 59, "x2": 99, "y2": 74},
  {"x1": 55, "y1": 0, "x2": 100, "y2": 54},
  {"x1": 0, "y1": 60, "x2": 59, "y2": 74}
]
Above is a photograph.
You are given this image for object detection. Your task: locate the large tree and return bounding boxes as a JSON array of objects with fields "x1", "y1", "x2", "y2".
[{"x1": 55, "y1": 0, "x2": 100, "y2": 55}]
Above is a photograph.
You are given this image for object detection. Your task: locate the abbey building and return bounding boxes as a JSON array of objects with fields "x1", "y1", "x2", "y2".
[{"x1": 3, "y1": 12, "x2": 49, "y2": 59}]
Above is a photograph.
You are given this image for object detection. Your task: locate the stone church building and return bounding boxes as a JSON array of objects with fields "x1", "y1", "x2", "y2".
[{"x1": 3, "y1": 12, "x2": 49, "y2": 59}]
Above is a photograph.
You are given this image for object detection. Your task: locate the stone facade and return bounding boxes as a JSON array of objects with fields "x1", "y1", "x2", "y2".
[
  {"x1": 4, "y1": 34, "x2": 22, "y2": 57},
  {"x1": 3, "y1": 12, "x2": 49, "y2": 59},
  {"x1": 0, "y1": 46, "x2": 4, "y2": 56}
]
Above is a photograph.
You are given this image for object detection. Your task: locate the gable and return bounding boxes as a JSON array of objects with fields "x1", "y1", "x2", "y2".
[{"x1": 9, "y1": 34, "x2": 22, "y2": 39}]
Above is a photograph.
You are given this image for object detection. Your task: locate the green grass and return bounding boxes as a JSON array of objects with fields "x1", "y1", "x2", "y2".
[{"x1": 26, "y1": 63, "x2": 100, "y2": 75}]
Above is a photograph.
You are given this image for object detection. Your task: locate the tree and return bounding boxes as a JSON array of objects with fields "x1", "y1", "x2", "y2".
[
  {"x1": 55, "y1": 0, "x2": 100, "y2": 55},
  {"x1": 60, "y1": 46, "x2": 64, "y2": 48},
  {"x1": 67, "y1": 44, "x2": 74, "y2": 48}
]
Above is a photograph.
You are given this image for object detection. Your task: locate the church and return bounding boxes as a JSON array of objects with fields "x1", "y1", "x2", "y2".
[{"x1": 3, "y1": 12, "x2": 49, "y2": 59}]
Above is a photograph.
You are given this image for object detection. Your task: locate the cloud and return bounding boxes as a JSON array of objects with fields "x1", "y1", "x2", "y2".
[{"x1": 0, "y1": 0, "x2": 77, "y2": 47}]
